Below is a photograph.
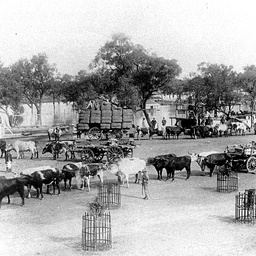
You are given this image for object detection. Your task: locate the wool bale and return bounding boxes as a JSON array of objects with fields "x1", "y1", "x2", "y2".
[
  {"x1": 111, "y1": 123, "x2": 122, "y2": 129},
  {"x1": 122, "y1": 122, "x2": 133, "y2": 129},
  {"x1": 100, "y1": 123, "x2": 111, "y2": 129},
  {"x1": 77, "y1": 124, "x2": 90, "y2": 130}
]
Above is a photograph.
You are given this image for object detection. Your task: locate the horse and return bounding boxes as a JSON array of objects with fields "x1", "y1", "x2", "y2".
[{"x1": 47, "y1": 125, "x2": 73, "y2": 141}]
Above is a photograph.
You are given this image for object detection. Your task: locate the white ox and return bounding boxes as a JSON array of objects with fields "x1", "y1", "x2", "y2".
[
  {"x1": 7, "y1": 140, "x2": 38, "y2": 159},
  {"x1": 108, "y1": 157, "x2": 146, "y2": 188}
]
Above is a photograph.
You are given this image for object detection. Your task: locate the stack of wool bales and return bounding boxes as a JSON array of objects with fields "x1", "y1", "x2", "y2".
[
  {"x1": 90, "y1": 107, "x2": 101, "y2": 124},
  {"x1": 111, "y1": 105, "x2": 122, "y2": 129},
  {"x1": 77, "y1": 109, "x2": 90, "y2": 130},
  {"x1": 122, "y1": 108, "x2": 133, "y2": 129},
  {"x1": 100, "y1": 101, "x2": 112, "y2": 129}
]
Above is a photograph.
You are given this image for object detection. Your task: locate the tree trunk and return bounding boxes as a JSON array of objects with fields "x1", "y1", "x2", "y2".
[
  {"x1": 140, "y1": 101, "x2": 152, "y2": 128},
  {"x1": 35, "y1": 103, "x2": 42, "y2": 126}
]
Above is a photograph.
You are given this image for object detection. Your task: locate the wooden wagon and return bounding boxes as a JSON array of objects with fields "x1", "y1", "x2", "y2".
[
  {"x1": 71, "y1": 139, "x2": 135, "y2": 163},
  {"x1": 225, "y1": 142, "x2": 256, "y2": 173}
]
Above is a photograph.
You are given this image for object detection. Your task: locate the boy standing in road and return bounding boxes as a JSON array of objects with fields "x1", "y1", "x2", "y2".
[{"x1": 142, "y1": 169, "x2": 149, "y2": 200}]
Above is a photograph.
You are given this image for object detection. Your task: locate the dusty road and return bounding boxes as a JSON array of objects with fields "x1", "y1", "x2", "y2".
[{"x1": 0, "y1": 134, "x2": 256, "y2": 256}]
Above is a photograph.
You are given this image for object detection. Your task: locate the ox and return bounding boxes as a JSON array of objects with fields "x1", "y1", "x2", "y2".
[
  {"x1": 21, "y1": 168, "x2": 62, "y2": 199},
  {"x1": 0, "y1": 140, "x2": 6, "y2": 158},
  {"x1": 146, "y1": 153, "x2": 177, "y2": 180},
  {"x1": 62, "y1": 162, "x2": 86, "y2": 190},
  {"x1": 0, "y1": 177, "x2": 26, "y2": 208},
  {"x1": 47, "y1": 125, "x2": 73, "y2": 141},
  {"x1": 79, "y1": 163, "x2": 108, "y2": 191},
  {"x1": 202, "y1": 153, "x2": 233, "y2": 177},
  {"x1": 6, "y1": 140, "x2": 38, "y2": 159},
  {"x1": 165, "y1": 126, "x2": 183, "y2": 139},
  {"x1": 164, "y1": 154, "x2": 198, "y2": 181},
  {"x1": 42, "y1": 141, "x2": 74, "y2": 160},
  {"x1": 108, "y1": 158, "x2": 146, "y2": 188},
  {"x1": 195, "y1": 151, "x2": 220, "y2": 174}
]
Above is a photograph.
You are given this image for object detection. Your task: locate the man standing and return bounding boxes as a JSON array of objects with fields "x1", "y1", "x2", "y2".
[
  {"x1": 151, "y1": 118, "x2": 157, "y2": 130},
  {"x1": 161, "y1": 117, "x2": 167, "y2": 138}
]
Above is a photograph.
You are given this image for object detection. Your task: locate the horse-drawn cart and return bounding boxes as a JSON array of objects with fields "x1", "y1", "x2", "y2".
[
  {"x1": 225, "y1": 142, "x2": 256, "y2": 173},
  {"x1": 71, "y1": 139, "x2": 135, "y2": 163}
]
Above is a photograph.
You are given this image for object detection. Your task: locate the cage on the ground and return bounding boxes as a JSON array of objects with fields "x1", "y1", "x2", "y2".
[
  {"x1": 82, "y1": 211, "x2": 112, "y2": 251},
  {"x1": 217, "y1": 170, "x2": 238, "y2": 193},
  {"x1": 235, "y1": 189, "x2": 256, "y2": 224},
  {"x1": 97, "y1": 182, "x2": 121, "y2": 210}
]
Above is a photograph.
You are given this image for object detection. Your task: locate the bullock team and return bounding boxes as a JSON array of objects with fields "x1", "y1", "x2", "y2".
[{"x1": 0, "y1": 133, "x2": 242, "y2": 209}]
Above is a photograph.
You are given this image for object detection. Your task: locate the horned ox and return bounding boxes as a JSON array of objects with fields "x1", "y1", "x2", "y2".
[
  {"x1": 21, "y1": 168, "x2": 62, "y2": 199},
  {"x1": 146, "y1": 153, "x2": 177, "y2": 180},
  {"x1": 62, "y1": 162, "x2": 85, "y2": 190},
  {"x1": 195, "y1": 151, "x2": 220, "y2": 174},
  {"x1": 79, "y1": 163, "x2": 108, "y2": 191},
  {"x1": 164, "y1": 154, "x2": 198, "y2": 181},
  {"x1": 6, "y1": 140, "x2": 38, "y2": 159},
  {"x1": 202, "y1": 153, "x2": 233, "y2": 177},
  {"x1": 42, "y1": 141, "x2": 74, "y2": 160}
]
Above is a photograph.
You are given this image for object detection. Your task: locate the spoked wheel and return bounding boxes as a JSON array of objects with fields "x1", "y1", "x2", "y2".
[
  {"x1": 88, "y1": 127, "x2": 102, "y2": 141},
  {"x1": 93, "y1": 149, "x2": 105, "y2": 162},
  {"x1": 81, "y1": 149, "x2": 94, "y2": 163},
  {"x1": 123, "y1": 147, "x2": 133, "y2": 158},
  {"x1": 246, "y1": 156, "x2": 256, "y2": 173},
  {"x1": 107, "y1": 146, "x2": 124, "y2": 163}
]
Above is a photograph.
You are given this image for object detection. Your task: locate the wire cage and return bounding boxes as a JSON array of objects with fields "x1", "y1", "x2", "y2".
[
  {"x1": 235, "y1": 189, "x2": 256, "y2": 224},
  {"x1": 217, "y1": 171, "x2": 238, "y2": 193},
  {"x1": 82, "y1": 212, "x2": 112, "y2": 251},
  {"x1": 97, "y1": 182, "x2": 121, "y2": 210}
]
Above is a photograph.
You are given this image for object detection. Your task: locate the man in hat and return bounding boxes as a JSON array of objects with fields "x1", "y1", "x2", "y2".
[{"x1": 142, "y1": 169, "x2": 149, "y2": 200}]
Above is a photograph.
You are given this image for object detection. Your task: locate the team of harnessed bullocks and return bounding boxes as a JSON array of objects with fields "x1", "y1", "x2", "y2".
[{"x1": 0, "y1": 132, "x2": 238, "y2": 208}]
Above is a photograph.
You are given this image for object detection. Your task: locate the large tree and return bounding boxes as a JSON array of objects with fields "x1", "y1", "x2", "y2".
[
  {"x1": 197, "y1": 63, "x2": 242, "y2": 118},
  {"x1": 91, "y1": 33, "x2": 181, "y2": 127},
  {"x1": 239, "y1": 65, "x2": 256, "y2": 116},
  {"x1": 11, "y1": 53, "x2": 57, "y2": 125},
  {"x1": 0, "y1": 64, "x2": 23, "y2": 126}
]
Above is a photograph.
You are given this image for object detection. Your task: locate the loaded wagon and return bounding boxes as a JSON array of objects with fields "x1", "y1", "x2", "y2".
[
  {"x1": 77, "y1": 100, "x2": 134, "y2": 141},
  {"x1": 225, "y1": 142, "x2": 256, "y2": 173}
]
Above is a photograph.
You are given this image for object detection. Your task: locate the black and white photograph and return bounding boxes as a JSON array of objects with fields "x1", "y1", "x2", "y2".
[{"x1": 1, "y1": 0, "x2": 256, "y2": 255}]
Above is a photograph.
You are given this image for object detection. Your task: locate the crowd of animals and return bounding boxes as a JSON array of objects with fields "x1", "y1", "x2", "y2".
[
  {"x1": 0, "y1": 129, "x2": 245, "y2": 209},
  {"x1": 137, "y1": 120, "x2": 250, "y2": 140}
]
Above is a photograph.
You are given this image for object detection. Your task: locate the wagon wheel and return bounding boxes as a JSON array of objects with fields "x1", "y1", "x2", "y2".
[
  {"x1": 88, "y1": 127, "x2": 101, "y2": 141},
  {"x1": 81, "y1": 149, "x2": 94, "y2": 162},
  {"x1": 93, "y1": 149, "x2": 105, "y2": 162},
  {"x1": 246, "y1": 156, "x2": 256, "y2": 173},
  {"x1": 123, "y1": 147, "x2": 133, "y2": 158},
  {"x1": 107, "y1": 146, "x2": 124, "y2": 163}
]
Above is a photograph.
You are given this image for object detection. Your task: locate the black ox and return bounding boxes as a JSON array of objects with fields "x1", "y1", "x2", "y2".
[
  {"x1": 0, "y1": 177, "x2": 26, "y2": 208},
  {"x1": 147, "y1": 154, "x2": 177, "y2": 180},
  {"x1": 165, "y1": 155, "x2": 195, "y2": 181},
  {"x1": 202, "y1": 153, "x2": 233, "y2": 177},
  {"x1": 165, "y1": 126, "x2": 184, "y2": 139},
  {"x1": 21, "y1": 168, "x2": 62, "y2": 199}
]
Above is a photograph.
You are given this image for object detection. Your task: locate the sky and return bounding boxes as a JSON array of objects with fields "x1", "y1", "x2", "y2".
[{"x1": 0, "y1": 0, "x2": 256, "y2": 78}]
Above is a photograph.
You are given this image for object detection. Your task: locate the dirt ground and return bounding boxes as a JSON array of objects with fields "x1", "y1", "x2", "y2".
[{"x1": 1, "y1": 133, "x2": 256, "y2": 256}]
